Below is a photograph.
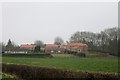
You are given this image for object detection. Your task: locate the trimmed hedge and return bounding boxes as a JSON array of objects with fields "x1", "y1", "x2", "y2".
[
  {"x1": 72, "y1": 53, "x2": 86, "y2": 58},
  {"x1": 2, "y1": 53, "x2": 53, "y2": 58},
  {"x1": 2, "y1": 63, "x2": 119, "y2": 80}
]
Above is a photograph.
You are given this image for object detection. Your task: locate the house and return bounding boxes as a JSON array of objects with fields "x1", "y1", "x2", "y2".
[
  {"x1": 44, "y1": 44, "x2": 65, "y2": 53},
  {"x1": 66, "y1": 42, "x2": 88, "y2": 53},
  {"x1": 43, "y1": 42, "x2": 88, "y2": 53},
  {"x1": 20, "y1": 44, "x2": 36, "y2": 50}
]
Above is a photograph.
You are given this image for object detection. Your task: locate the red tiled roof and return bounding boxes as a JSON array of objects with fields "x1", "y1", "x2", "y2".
[
  {"x1": 45, "y1": 44, "x2": 60, "y2": 51},
  {"x1": 68, "y1": 42, "x2": 88, "y2": 47},
  {"x1": 45, "y1": 44, "x2": 58, "y2": 47},
  {"x1": 20, "y1": 44, "x2": 36, "y2": 49}
]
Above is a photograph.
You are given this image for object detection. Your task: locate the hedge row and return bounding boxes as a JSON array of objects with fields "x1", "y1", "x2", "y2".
[
  {"x1": 2, "y1": 53, "x2": 53, "y2": 58},
  {"x1": 2, "y1": 63, "x2": 119, "y2": 80}
]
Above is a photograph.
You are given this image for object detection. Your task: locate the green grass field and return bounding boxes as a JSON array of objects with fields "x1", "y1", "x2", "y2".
[{"x1": 2, "y1": 53, "x2": 118, "y2": 73}]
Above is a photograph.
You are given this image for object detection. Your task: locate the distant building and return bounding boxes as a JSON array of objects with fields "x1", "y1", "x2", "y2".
[
  {"x1": 43, "y1": 42, "x2": 88, "y2": 53},
  {"x1": 44, "y1": 44, "x2": 66, "y2": 53},
  {"x1": 66, "y1": 42, "x2": 88, "y2": 53},
  {"x1": 20, "y1": 44, "x2": 36, "y2": 50}
]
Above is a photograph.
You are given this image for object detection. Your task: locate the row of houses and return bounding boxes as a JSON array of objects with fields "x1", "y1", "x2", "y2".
[{"x1": 19, "y1": 42, "x2": 88, "y2": 53}]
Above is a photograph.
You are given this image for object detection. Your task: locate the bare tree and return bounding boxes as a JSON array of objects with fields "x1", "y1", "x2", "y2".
[
  {"x1": 54, "y1": 37, "x2": 64, "y2": 45},
  {"x1": 34, "y1": 40, "x2": 44, "y2": 47},
  {"x1": 69, "y1": 27, "x2": 118, "y2": 56}
]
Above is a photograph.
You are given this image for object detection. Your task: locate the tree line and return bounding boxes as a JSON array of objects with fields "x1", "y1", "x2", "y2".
[{"x1": 69, "y1": 27, "x2": 119, "y2": 56}]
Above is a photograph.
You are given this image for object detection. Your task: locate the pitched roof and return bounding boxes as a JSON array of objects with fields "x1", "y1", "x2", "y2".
[
  {"x1": 68, "y1": 42, "x2": 88, "y2": 47},
  {"x1": 20, "y1": 44, "x2": 36, "y2": 49},
  {"x1": 45, "y1": 44, "x2": 59, "y2": 47},
  {"x1": 45, "y1": 44, "x2": 61, "y2": 51}
]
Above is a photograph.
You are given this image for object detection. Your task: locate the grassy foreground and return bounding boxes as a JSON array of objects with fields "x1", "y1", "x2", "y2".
[
  {"x1": 2, "y1": 53, "x2": 118, "y2": 73},
  {"x1": 0, "y1": 73, "x2": 16, "y2": 79}
]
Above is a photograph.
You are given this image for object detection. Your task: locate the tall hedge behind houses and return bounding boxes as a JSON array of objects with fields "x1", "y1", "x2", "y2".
[{"x1": 2, "y1": 63, "x2": 119, "y2": 80}]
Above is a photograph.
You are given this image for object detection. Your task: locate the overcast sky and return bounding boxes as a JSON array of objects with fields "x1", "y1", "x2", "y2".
[{"x1": 1, "y1": 2, "x2": 118, "y2": 45}]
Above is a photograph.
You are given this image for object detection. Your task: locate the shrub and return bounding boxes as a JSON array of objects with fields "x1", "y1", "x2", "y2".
[
  {"x1": 34, "y1": 46, "x2": 41, "y2": 53},
  {"x1": 75, "y1": 51, "x2": 86, "y2": 57},
  {"x1": 65, "y1": 50, "x2": 72, "y2": 54},
  {"x1": 2, "y1": 63, "x2": 119, "y2": 80},
  {"x1": 2, "y1": 53, "x2": 53, "y2": 58}
]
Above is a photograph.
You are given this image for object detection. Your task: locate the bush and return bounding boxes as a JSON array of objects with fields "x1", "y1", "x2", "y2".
[
  {"x1": 75, "y1": 51, "x2": 86, "y2": 57},
  {"x1": 66, "y1": 50, "x2": 77, "y2": 54},
  {"x1": 2, "y1": 63, "x2": 119, "y2": 80},
  {"x1": 65, "y1": 50, "x2": 72, "y2": 54},
  {"x1": 34, "y1": 46, "x2": 41, "y2": 53},
  {"x1": 2, "y1": 53, "x2": 53, "y2": 58}
]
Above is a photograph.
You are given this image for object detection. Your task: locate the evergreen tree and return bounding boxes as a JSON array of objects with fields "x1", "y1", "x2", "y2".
[
  {"x1": 34, "y1": 46, "x2": 41, "y2": 53},
  {"x1": 6, "y1": 39, "x2": 14, "y2": 51}
]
